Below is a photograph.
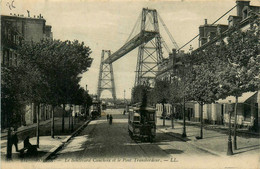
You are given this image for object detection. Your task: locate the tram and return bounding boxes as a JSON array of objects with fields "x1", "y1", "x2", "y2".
[
  {"x1": 90, "y1": 100, "x2": 101, "y2": 119},
  {"x1": 128, "y1": 106, "x2": 156, "y2": 142}
]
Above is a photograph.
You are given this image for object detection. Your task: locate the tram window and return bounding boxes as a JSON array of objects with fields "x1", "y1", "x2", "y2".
[
  {"x1": 149, "y1": 113, "x2": 154, "y2": 121},
  {"x1": 134, "y1": 116, "x2": 140, "y2": 122}
]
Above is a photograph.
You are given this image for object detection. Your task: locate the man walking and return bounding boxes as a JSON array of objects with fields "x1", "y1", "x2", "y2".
[
  {"x1": 109, "y1": 115, "x2": 113, "y2": 125},
  {"x1": 11, "y1": 128, "x2": 19, "y2": 152}
]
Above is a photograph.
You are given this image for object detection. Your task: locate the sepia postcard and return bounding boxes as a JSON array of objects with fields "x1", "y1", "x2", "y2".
[{"x1": 1, "y1": 0, "x2": 259, "y2": 169}]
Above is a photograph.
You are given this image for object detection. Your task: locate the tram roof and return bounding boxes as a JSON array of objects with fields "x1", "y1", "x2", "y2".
[
  {"x1": 133, "y1": 106, "x2": 156, "y2": 112},
  {"x1": 134, "y1": 113, "x2": 140, "y2": 116}
]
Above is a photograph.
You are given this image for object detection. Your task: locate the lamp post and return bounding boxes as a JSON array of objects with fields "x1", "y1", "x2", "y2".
[
  {"x1": 179, "y1": 60, "x2": 187, "y2": 138},
  {"x1": 227, "y1": 100, "x2": 233, "y2": 155},
  {"x1": 182, "y1": 97, "x2": 187, "y2": 137}
]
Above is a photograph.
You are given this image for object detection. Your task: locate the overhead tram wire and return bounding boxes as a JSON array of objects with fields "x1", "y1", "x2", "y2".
[{"x1": 177, "y1": 4, "x2": 237, "y2": 52}]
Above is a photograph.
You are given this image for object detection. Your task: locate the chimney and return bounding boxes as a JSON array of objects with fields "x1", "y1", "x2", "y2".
[
  {"x1": 205, "y1": 19, "x2": 208, "y2": 25},
  {"x1": 27, "y1": 10, "x2": 30, "y2": 17},
  {"x1": 236, "y1": 1, "x2": 250, "y2": 17}
]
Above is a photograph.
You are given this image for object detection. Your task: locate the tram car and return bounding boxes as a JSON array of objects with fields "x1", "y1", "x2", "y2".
[
  {"x1": 90, "y1": 100, "x2": 101, "y2": 119},
  {"x1": 128, "y1": 106, "x2": 156, "y2": 142}
]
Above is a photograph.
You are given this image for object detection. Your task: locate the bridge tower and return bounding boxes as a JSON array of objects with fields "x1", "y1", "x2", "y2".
[
  {"x1": 97, "y1": 50, "x2": 117, "y2": 102},
  {"x1": 135, "y1": 8, "x2": 163, "y2": 86}
]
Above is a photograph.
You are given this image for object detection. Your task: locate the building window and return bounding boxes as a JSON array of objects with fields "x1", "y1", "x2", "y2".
[
  {"x1": 228, "y1": 19, "x2": 233, "y2": 27},
  {"x1": 9, "y1": 51, "x2": 13, "y2": 66},
  {"x1": 6, "y1": 50, "x2": 10, "y2": 66},
  {"x1": 2, "y1": 50, "x2": 5, "y2": 65},
  {"x1": 243, "y1": 9, "x2": 248, "y2": 19},
  {"x1": 14, "y1": 53, "x2": 18, "y2": 66},
  {"x1": 244, "y1": 103, "x2": 251, "y2": 120}
]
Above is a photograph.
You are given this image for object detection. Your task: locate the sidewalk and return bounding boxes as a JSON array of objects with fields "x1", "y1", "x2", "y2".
[
  {"x1": 176, "y1": 119, "x2": 259, "y2": 137},
  {"x1": 156, "y1": 118, "x2": 260, "y2": 157},
  {"x1": 1, "y1": 135, "x2": 68, "y2": 162},
  {"x1": 1, "y1": 118, "x2": 59, "y2": 138},
  {"x1": 1, "y1": 117, "x2": 91, "y2": 162}
]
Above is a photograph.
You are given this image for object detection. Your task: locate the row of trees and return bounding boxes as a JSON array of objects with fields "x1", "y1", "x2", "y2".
[
  {"x1": 2, "y1": 39, "x2": 93, "y2": 158},
  {"x1": 132, "y1": 21, "x2": 259, "y2": 152}
]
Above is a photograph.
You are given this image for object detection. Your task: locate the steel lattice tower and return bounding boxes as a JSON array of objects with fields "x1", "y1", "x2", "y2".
[
  {"x1": 97, "y1": 50, "x2": 116, "y2": 102},
  {"x1": 134, "y1": 8, "x2": 163, "y2": 86}
]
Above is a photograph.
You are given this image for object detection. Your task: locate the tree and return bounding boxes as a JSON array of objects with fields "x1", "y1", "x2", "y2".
[
  {"x1": 1, "y1": 66, "x2": 25, "y2": 158},
  {"x1": 188, "y1": 43, "x2": 224, "y2": 139},
  {"x1": 170, "y1": 53, "x2": 193, "y2": 136},
  {"x1": 17, "y1": 39, "x2": 92, "y2": 138},
  {"x1": 131, "y1": 85, "x2": 152, "y2": 106},
  {"x1": 218, "y1": 24, "x2": 259, "y2": 149},
  {"x1": 152, "y1": 79, "x2": 170, "y2": 126}
]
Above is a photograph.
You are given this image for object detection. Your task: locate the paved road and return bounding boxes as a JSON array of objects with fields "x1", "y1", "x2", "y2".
[{"x1": 53, "y1": 109, "x2": 214, "y2": 161}]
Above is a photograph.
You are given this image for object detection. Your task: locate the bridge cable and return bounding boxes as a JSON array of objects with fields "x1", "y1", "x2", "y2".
[
  {"x1": 158, "y1": 13, "x2": 179, "y2": 50},
  {"x1": 125, "y1": 13, "x2": 142, "y2": 44},
  {"x1": 160, "y1": 36, "x2": 171, "y2": 53},
  {"x1": 177, "y1": 4, "x2": 237, "y2": 52}
]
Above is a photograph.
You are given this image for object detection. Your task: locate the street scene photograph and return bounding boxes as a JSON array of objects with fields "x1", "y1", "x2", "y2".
[{"x1": 1, "y1": 0, "x2": 259, "y2": 169}]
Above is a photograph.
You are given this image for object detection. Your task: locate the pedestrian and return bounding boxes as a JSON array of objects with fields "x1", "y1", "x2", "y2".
[
  {"x1": 109, "y1": 115, "x2": 113, "y2": 125},
  {"x1": 107, "y1": 114, "x2": 109, "y2": 121},
  {"x1": 11, "y1": 127, "x2": 19, "y2": 152},
  {"x1": 23, "y1": 136, "x2": 37, "y2": 155}
]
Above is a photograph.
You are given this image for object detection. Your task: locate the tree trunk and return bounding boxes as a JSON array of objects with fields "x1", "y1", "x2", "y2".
[
  {"x1": 171, "y1": 106, "x2": 174, "y2": 129},
  {"x1": 162, "y1": 103, "x2": 165, "y2": 127},
  {"x1": 69, "y1": 108, "x2": 71, "y2": 130},
  {"x1": 182, "y1": 98, "x2": 187, "y2": 137},
  {"x1": 51, "y1": 105, "x2": 55, "y2": 138},
  {"x1": 62, "y1": 104, "x2": 65, "y2": 132},
  {"x1": 36, "y1": 104, "x2": 40, "y2": 147},
  {"x1": 227, "y1": 106, "x2": 233, "y2": 155},
  {"x1": 200, "y1": 103, "x2": 203, "y2": 139},
  {"x1": 233, "y1": 96, "x2": 238, "y2": 150},
  {"x1": 71, "y1": 115, "x2": 74, "y2": 132},
  {"x1": 6, "y1": 126, "x2": 12, "y2": 159}
]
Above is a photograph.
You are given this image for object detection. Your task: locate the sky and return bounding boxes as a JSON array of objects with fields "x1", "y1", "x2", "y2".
[{"x1": 2, "y1": 0, "x2": 260, "y2": 99}]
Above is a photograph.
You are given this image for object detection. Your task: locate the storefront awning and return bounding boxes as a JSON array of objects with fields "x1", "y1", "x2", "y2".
[{"x1": 216, "y1": 92, "x2": 257, "y2": 104}]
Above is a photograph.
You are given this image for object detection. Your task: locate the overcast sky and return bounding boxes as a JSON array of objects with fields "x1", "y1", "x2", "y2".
[{"x1": 2, "y1": 0, "x2": 259, "y2": 99}]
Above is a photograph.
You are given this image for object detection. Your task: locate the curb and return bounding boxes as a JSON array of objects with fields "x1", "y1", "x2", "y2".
[
  {"x1": 158, "y1": 128, "x2": 222, "y2": 157},
  {"x1": 41, "y1": 119, "x2": 91, "y2": 162}
]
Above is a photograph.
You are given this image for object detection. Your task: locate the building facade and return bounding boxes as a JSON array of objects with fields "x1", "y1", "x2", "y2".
[
  {"x1": 155, "y1": 0, "x2": 260, "y2": 129},
  {"x1": 1, "y1": 13, "x2": 53, "y2": 127}
]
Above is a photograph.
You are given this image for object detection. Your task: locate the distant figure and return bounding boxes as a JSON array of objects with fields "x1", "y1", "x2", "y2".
[
  {"x1": 107, "y1": 114, "x2": 109, "y2": 121},
  {"x1": 109, "y1": 115, "x2": 113, "y2": 125},
  {"x1": 11, "y1": 128, "x2": 19, "y2": 152},
  {"x1": 123, "y1": 110, "x2": 126, "y2": 115}
]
